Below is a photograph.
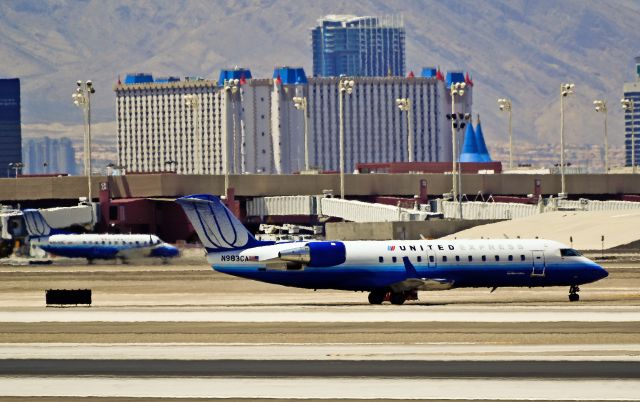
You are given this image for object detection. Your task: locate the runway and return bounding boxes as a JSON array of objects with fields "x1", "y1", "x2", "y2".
[
  {"x1": 0, "y1": 259, "x2": 638, "y2": 400},
  {"x1": 1, "y1": 377, "x2": 639, "y2": 401},
  {"x1": 2, "y1": 343, "x2": 639, "y2": 361},
  {"x1": 1, "y1": 359, "x2": 639, "y2": 378},
  {"x1": 1, "y1": 305, "x2": 640, "y2": 322}
]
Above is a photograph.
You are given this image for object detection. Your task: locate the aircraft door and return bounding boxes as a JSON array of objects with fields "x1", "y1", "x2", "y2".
[{"x1": 531, "y1": 251, "x2": 545, "y2": 276}]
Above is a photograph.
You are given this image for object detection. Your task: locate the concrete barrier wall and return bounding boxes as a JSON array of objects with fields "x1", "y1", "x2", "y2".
[{"x1": 2, "y1": 173, "x2": 640, "y2": 202}]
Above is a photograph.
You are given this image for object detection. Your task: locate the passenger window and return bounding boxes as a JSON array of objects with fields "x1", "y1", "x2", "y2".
[
  {"x1": 392, "y1": 256, "x2": 397, "y2": 263},
  {"x1": 495, "y1": 255, "x2": 500, "y2": 261},
  {"x1": 520, "y1": 255, "x2": 525, "y2": 261},
  {"x1": 442, "y1": 256, "x2": 448, "y2": 262},
  {"x1": 481, "y1": 255, "x2": 486, "y2": 262},
  {"x1": 455, "y1": 256, "x2": 460, "y2": 262},
  {"x1": 378, "y1": 256, "x2": 383, "y2": 263},
  {"x1": 417, "y1": 256, "x2": 422, "y2": 262},
  {"x1": 468, "y1": 256, "x2": 473, "y2": 262},
  {"x1": 429, "y1": 256, "x2": 434, "y2": 263},
  {"x1": 508, "y1": 255, "x2": 513, "y2": 261}
]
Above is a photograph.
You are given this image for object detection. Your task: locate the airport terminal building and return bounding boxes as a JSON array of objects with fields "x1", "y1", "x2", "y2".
[{"x1": 114, "y1": 67, "x2": 472, "y2": 174}]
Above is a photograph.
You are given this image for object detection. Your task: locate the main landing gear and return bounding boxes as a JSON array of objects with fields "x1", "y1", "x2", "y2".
[
  {"x1": 569, "y1": 285, "x2": 580, "y2": 302},
  {"x1": 368, "y1": 290, "x2": 386, "y2": 305},
  {"x1": 368, "y1": 290, "x2": 417, "y2": 305}
]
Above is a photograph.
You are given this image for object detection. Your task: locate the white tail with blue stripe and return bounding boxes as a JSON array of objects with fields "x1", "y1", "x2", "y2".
[
  {"x1": 176, "y1": 194, "x2": 265, "y2": 252},
  {"x1": 22, "y1": 209, "x2": 59, "y2": 237}
]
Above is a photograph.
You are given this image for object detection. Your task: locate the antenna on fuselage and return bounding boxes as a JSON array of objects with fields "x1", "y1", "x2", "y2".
[{"x1": 503, "y1": 234, "x2": 510, "y2": 239}]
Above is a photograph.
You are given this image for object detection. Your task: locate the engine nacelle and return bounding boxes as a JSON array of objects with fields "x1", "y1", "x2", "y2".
[{"x1": 278, "y1": 241, "x2": 346, "y2": 267}]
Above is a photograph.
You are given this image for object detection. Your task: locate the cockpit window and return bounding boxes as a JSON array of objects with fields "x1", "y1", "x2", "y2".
[{"x1": 560, "y1": 248, "x2": 582, "y2": 257}]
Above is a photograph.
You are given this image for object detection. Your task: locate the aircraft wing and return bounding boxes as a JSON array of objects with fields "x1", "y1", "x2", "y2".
[{"x1": 389, "y1": 257, "x2": 454, "y2": 292}]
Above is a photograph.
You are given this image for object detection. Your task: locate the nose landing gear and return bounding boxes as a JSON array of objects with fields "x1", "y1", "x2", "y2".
[{"x1": 569, "y1": 285, "x2": 580, "y2": 302}]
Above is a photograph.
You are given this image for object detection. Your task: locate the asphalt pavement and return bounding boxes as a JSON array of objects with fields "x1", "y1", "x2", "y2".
[{"x1": 1, "y1": 359, "x2": 639, "y2": 378}]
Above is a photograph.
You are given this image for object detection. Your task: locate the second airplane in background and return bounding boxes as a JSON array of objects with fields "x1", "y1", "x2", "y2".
[{"x1": 22, "y1": 209, "x2": 179, "y2": 263}]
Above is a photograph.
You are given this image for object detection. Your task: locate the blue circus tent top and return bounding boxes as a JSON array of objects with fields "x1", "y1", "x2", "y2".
[
  {"x1": 124, "y1": 73, "x2": 154, "y2": 84},
  {"x1": 273, "y1": 66, "x2": 307, "y2": 84},
  {"x1": 459, "y1": 123, "x2": 484, "y2": 162},
  {"x1": 219, "y1": 68, "x2": 252, "y2": 84},
  {"x1": 421, "y1": 67, "x2": 437, "y2": 78},
  {"x1": 445, "y1": 71, "x2": 465, "y2": 88},
  {"x1": 474, "y1": 117, "x2": 492, "y2": 162}
]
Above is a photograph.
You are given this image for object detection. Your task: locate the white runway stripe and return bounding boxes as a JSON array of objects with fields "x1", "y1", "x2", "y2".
[
  {"x1": 0, "y1": 307, "x2": 639, "y2": 323},
  {"x1": 1, "y1": 343, "x2": 640, "y2": 361},
  {"x1": 0, "y1": 377, "x2": 638, "y2": 400}
]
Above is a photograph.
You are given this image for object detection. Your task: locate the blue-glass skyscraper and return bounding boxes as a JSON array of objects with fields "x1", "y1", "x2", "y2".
[
  {"x1": 312, "y1": 15, "x2": 405, "y2": 77},
  {"x1": 623, "y1": 56, "x2": 640, "y2": 167},
  {"x1": 0, "y1": 78, "x2": 21, "y2": 177},
  {"x1": 22, "y1": 137, "x2": 78, "y2": 175}
]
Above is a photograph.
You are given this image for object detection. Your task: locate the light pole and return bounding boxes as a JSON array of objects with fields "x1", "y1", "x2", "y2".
[
  {"x1": 449, "y1": 82, "x2": 466, "y2": 211},
  {"x1": 338, "y1": 77, "x2": 355, "y2": 199},
  {"x1": 593, "y1": 100, "x2": 608, "y2": 173},
  {"x1": 395, "y1": 98, "x2": 413, "y2": 162},
  {"x1": 223, "y1": 79, "x2": 240, "y2": 194},
  {"x1": 446, "y1": 113, "x2": 470, "y2": 219},
  {"x1": 497, "y1": 98, "x2": 513, "y2": 169},
  {"x1": 183, "y1": 94, "x2": 202, "y2": 175},
  {"x1": 559, "y1": 83, "x2": 575, "y2": 197},
  {"x1": 8, "y1": 162, "x2": 24, "y2": 178},
  {"x1": 293, "y1": 96, "x2": 310, "y2": 171},
  {"x1": 72, "y1": 80, "x2": 95, "y2": 202},
  {"x1": 622, "y1": 98, "x2": 636, "y2": 173}
]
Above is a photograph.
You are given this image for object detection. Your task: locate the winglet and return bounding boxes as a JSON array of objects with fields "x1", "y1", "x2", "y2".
[{"x1": 402, "y1": 256, "x2": 419, "y2": 279}]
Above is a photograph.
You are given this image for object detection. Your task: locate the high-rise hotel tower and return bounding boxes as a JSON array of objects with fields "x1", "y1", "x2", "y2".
[
  {"x1": 312, "y1": 15, "x2": 406, "y2": 77},
  {"x1": 623, "y1": 56, "x2": 640, "y2": 167}
]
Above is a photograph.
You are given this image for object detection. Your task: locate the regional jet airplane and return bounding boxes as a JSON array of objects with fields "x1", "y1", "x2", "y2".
[
  {"x1": 177, "y1": 194, "x2": 608, "y2": 304},
  {"x1": 22, "y1": 209, "x2": 179, "y2": 263}
]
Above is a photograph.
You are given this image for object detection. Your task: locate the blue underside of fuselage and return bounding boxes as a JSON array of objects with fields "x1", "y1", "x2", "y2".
[
  {"x1": 41, "y1": 245, "x2": 121, "y2": 259},
  {"x1": 41, "y1": 244, "x2": 179, "y2": 259},
  {"x1": 212, "y1": 263, "x2": 608, "y2": 291}
]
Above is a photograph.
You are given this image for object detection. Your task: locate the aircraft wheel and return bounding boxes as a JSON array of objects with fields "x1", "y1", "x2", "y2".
[
  {"x1": 390, "y1": 292, "x2": 406, "y2": 305},
  {"x1": 568, "y1": 285, "x2": 580, "y2": 302},
  {"x1": 368, "y1": 291, "x2": 385, "y2": 305}
]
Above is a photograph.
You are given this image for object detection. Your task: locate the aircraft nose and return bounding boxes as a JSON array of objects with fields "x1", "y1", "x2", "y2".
[
  {"x1": 152, "y1": 244, "x2": 180, "y2": 258},
  {"x1": 166, "y1": 245, "x2": 180, "y2": 257},
  {"x1": 593, "y1": 264, "x2": 609, "y2": 280}
]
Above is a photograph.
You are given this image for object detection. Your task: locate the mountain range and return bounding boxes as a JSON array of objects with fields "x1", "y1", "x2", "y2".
[{"x1": 1, "y1": 0, "x2": 639, "y2": 163}]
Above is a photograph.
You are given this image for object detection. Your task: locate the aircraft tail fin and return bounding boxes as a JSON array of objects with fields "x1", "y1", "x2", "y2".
[
  {"x1": 22, "y1": 209, "x2": 60, "y2": 237},
  {"x1": 176, "y1": 194, "x2": 267, "y2": 252}
]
